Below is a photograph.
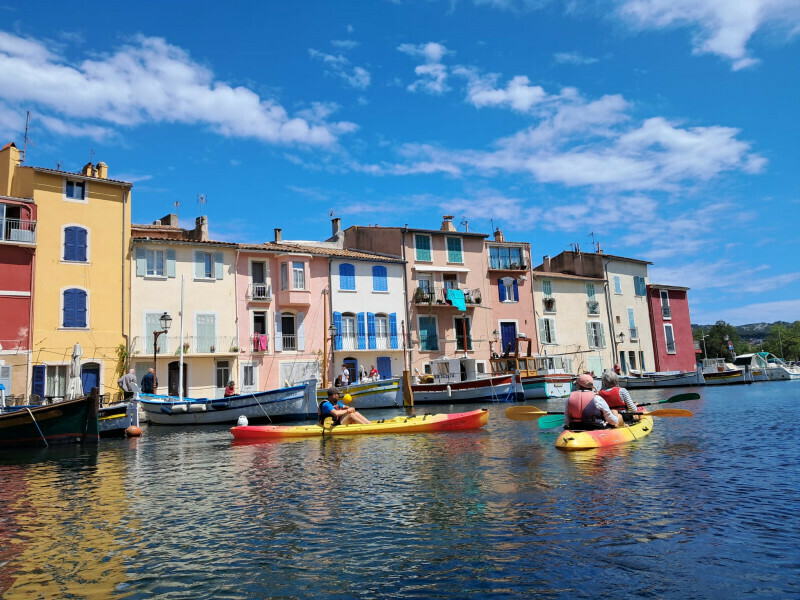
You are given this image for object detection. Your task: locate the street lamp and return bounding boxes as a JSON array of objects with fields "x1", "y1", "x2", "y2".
[
  {"x1": 492, "y1": 329, "x2": 500, "y2": 357},
  {"x1": 153, "y1": 311, "x2": 172, "y2": 392}
]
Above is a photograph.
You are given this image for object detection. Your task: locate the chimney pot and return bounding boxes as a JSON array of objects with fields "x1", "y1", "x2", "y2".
[
  {"x1": 96, "y1": 161, "x2": 108, "y2": 179},
  {"x1": 332, "y1": 217, "x2": 341, "y2": 237},
  {"x1": 543, "y1": 255, "x2": 551, "y2": 272},
  {"x1": 494, "y1": 228, "x2": 505, "y2": 242},
  {"x1": 274, "y1": 228, "x2": 282, "y2": 243},
  {"x1": 441, "y1": 215, "x2": 456, "y2": 232}
]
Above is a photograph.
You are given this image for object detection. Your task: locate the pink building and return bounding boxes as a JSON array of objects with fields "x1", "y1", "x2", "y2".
[
  {"x1": 0, "y1": 195, "x2": 36, "y2": 399},
  {"x1": 646, "y1": 284, "x2": 698, "y2": 372}
]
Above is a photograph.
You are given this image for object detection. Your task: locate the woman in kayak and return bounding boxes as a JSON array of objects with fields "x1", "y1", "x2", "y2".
[
  {"x1": 318, "y1": 387, "x2": 370, "y2": 426},
  {"x1": 597, "y1": 371, "x2": 638, "y2": 414},
  {"x1": 564, "y1": 373, "x2": 624, "y2": 430}
]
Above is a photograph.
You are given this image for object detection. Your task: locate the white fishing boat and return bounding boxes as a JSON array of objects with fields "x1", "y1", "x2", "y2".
[
  {"x1": 139, "y1": 380, "x2": 317, "y2": 425},
  {"x1": 316, "y1": 377, "x2": 404, "y2": 410},
  {"x1": 731, "y1": 354, "x2": 770, "y2": 382},
  {"x1": 618, "y1": 370, "x2": 705, "y2": 389},
  {"x1": 701, "y1": 358, "x2": 746, "y2": 385},
  {"x1": 488, "y1": 338, "x2": 573, "y2": 399},
  {"x1": 758, "y1": 352, "x2": 800, "y2": 380},
  {"x1": 411, "y1": 356, "x2": 523, "y2": 404}
]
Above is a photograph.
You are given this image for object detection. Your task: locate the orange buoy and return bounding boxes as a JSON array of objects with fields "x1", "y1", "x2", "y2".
[{"x1": 126, "y1": 425, "x2": 142, "y2": 437}]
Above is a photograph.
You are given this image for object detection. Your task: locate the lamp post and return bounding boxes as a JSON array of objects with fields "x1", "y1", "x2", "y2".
[
  {"x1": 323, "y1": 324, "x2": 337, "y2": 388},
  {"x1": 492, "y1": 329, "x2": 499, "y2": 356},
  {"x1": 152, "y1": 311, "x2": 172, "y2": 392},
  {"x1": 617, "y1": 331, "x2": 625, "y2": 373}
]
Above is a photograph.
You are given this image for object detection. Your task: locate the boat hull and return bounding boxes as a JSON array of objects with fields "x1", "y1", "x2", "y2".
[
  {"x1": 139, "y1": 382, "x2": 317, "y2": 425},
  {"x1": 520, "y1": 374, "x2": 573, "y2": 399},
  {"x1": 619, "y1": 371, "x2": 704, "y2": 389},
  {"x1": 555, "y1": 413, "x2": 654, "y2": 451},
  {"x1": 98, "y1": 401, "x2": 139, "y2": 437},
  {"x1": 316, "y1": 378, "x2": 403, "y2": 409},
  {"x1": 231, "y1": 408, "x2": 489, "y2": 440},
  {"x1": 411, "y1": 375, "x2": 521, "y2": 404},
  {"x1": 703, "y1": 370, "x2": 746, "y2": 385},
  {"x1": 0, "y1": 395, "x2": 100, "y2": 448}
]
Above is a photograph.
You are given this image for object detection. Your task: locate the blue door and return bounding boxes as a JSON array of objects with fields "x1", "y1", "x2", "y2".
[
  {"x1": 500, "y1": 322, "x2": 517, "y2": 355},
  {"x1": 376, "y1": 357, "x2": 392, "y2": 380},
  {"x1": 81, "y1": 363, "x2": 100, "y2": 395}
]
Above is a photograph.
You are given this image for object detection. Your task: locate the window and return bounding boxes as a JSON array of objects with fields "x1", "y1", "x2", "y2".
[
  {"x1": 241, "y1": 364, "x2": 256, "y2": 391},
  {"x1": 144, "y1": 312, "x2": 170, "y2": 353},
  {"x1": 339, "y1": 263, "x2": 355, "y2": 290},
  {"x1": 419, "y1": 316, "x2": 438, "y2": 351},
  {"x1": 46, "y1": 365, "x2": 67, "y2": 397},
  {"x1": 194, "y1": 251, "x2": 217, "y2": 279},
  {"x1": 375, "y1": 315, "x2": 389, "y2": 349},
  {"x1": 587, "y1": 321, "x2": 606, "y2": 349},
  {"x1": 661, "y1": 290, "x2": 672, "y2": 319},
  {"x1": 292, "y1": 262, "x2": 305, "y2": 289},
  {"x1": 498, "y1": 277, "x2": 519, "y2": 302},
  {"x1": 415, "y1": 234, "x2": 432, "y2": 261},
  {"x1": 0, "y1": 365, "x2": 11, "y2": 394},
  {"x1": 628, "y1": 351, "x2": 638, "y2": 372},
  {"x1": 341, "y1": 314, "x2": 356, "y2": 350},
  {"x1": 63, "y1": 226, "x2": 88, "y2": 262},
  {"x1": 489, "y1": 246, "x2": 523, "y2": 269},
  {"x1": 542, "y1": 279, "x2": 552, "y2": 297},
  {"x1": 446, "y1": 237, "x2": 463, "y2": 263},
  {"x1": 586, "y1": 283, "x2": 596, "y2": 299},
  {"x1": 146, "y1": 249, "x2": 165, "y2": 276},
  {"x1": 252, "y1": 261, "x2": 266, "y2": 284},
  {"x1": 665, "y1": 324, "x2": 676, "y2": 354},
  {"x1": 372, "y1": 266, "x2": 388, "y2": 292},
  {"x1": 253, "y1": 311, "x2": 267, "y2": 335},
  {"x1": 62, "y1": 288, "x2": 87, "y2": 328},
  {"x1": 614, "y1": 276, "x2": 622, "y2": 295},
  {"x1": 539, "y1": 317, "x2": 557, "y2": 344},
  {"x1": 280, "y1": 263, "x2": 288, "y2": 290},
  {"x1": 634, "y1": 275, "x2": 647, "y2": 296},
  {"x1": 65, "y1": 179, "x2": 85, "y2": 201},
  {"x1": 196, "y1": 313, "x2": 217, "y2": 352},
  {"x1": 216, "y1": 361, "x2": 230, "y2": 391},
  {"x1": 279, "y1": 312, "x2": 297, "y2": 351},
  {"x1": 628, "y1": 309, "x2": 638, "y2": 340},
  {"x1": 454, "y1": 316, "x2": 473, "y2": 351}
]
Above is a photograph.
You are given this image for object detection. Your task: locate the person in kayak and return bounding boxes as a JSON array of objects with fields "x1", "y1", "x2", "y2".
[
  {"x1": 564, "y1": 373, "x2": 624, "y2": 430},
  {"x1": 318, "y1": 387, "x2": 370, "y2": 426},
  {"x1": 598, "y1": 371, "x2": 638, "y2": 415}
]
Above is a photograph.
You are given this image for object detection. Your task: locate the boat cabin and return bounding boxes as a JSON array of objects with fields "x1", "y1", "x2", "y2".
[
  {"x1": 732, "y1": 354, "x2": 768, "y2": 370},
  {"x1": 701, "y1": 358, "x2": 738, "y2": 373},
  {"x1": 489, "y1": 336, "x2": 573, "y2": 376},
  {"x1": 430, "y1": 356, "x2": 484, "y2": 384}
]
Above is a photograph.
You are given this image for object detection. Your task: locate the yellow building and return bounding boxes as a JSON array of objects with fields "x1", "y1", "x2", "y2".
[{"x1": 0, "y1": 144, "x2": 131, "y2": 401}]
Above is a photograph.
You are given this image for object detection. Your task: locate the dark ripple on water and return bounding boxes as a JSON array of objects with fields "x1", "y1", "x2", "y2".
[{"x1": 1, "y1": 387, "x2": 799, "y2": 598}]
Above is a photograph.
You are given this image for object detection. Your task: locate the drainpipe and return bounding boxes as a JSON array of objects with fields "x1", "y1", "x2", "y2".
[
  {"x1": 602, "y1": 258, "x2": 616, "y2": 369},
  {"x1": 26, "y1": 245, "x2": 35, "y2": 400},
  {"x1": 122, "y1": 189, "x2": 129, "y2": 378}
]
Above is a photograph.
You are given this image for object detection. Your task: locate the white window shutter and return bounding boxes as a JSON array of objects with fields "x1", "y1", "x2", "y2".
[
  {"x1": 274, "y1": 313, "x2": 283, "y2": 351},
  {"x1": 166, "y1": 249, "x2": 176, "y2": 278},
  {"x1": 297, "y1": 312, "x2": 305, "y2": 351},
  {"x1": 195, "y1": 251, "x2": 204, "y2": 278},
  {"x1": 539, "y1": 318, "x2": 547, "y2": 342},
  {"x1": 599, "y1": 322, "x2": 606, "y2": 348},
  {"x1": 586, "y1": 322, "x2": 593, "y2": 348},
  {"x1": 550, "y1": 319, "x2": 557, "y2": 344},
  {"x1": 136, "y1": 248, "x2": 146, "y2": 277},
  {"x1": 214, "y1": 252, "x2": 224, "y2": 280}
]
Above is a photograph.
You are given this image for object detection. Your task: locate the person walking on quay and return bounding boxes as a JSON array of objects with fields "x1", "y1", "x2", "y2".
[
  {"x1": 339, "y1": 364, "x2": 350, "y2": 387},
  {"x1": 564, "y1": 373, "x2": 623, "y2": 430},
  {"x1": 117, "y1": 368, "x2": 137, "y2": 400},
  {"x1": 141, "y1": 368, "x2": 157, "y2": 394}
]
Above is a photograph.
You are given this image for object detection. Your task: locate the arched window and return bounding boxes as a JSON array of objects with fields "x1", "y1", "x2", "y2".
[
  {"x1": 339, "y1": 263, "x2": 355, "y2": 290},
  {"x1": 372, "y1": 266, "x2": 388, "y2": 291},
  {"x1": 63, "y1": 288, "x2": 87, "y2": 328},
  {"x1": 63, "y1": 226, "x2": 88, "y2": 262}
]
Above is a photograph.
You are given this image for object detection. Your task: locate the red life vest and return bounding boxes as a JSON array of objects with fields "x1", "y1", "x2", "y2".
[
  {"x1": 566, "y1": 390, "x2": 597, "y2": 423},
  {"x1": 598, "y1": 387, "x2": 625, "y2": 410}
]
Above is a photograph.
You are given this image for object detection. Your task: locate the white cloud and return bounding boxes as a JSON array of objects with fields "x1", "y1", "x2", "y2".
[
  {"x1": 308, "y1": 48, "x2": 371, "y2": 89},
  {"x1": 398, "y1": 42, "x2": 452, "y2": 94},
  {"x1": 0, "y1": 32, "x2": 355, "y2": 146},
  {"x1": 553, "y1": 51, "x2": 600, "y2": 65},
  {"x1": 457, "y1": 70, "x2": 549, "y2": 112},
  {"x1": 331, "y1": 39, "x2": 359, "y2": 50},
  {"x1": 689, "y1": 298, "x2": 800, "y2": 326}
]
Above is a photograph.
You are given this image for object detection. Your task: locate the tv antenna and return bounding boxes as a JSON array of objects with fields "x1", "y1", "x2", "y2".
[
  {"x1": 21, "y1": 111, "x2": 31, "y2": 163},
  {"x1": 197, "y1": 194, "x2": 207, "y2": 215},
  {"x1": 174, "y1": 200, "x2": 180, "y2": 218}
]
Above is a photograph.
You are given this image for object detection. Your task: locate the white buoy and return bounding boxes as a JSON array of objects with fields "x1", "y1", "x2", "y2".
[{"x1": 237, "y1": 415, "x2": 248, "y2": 427}]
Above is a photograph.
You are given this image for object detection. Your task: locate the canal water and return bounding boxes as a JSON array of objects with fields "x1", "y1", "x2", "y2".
[{"x1": 1, "y1": 383, "x2": 798, "y2": 599}]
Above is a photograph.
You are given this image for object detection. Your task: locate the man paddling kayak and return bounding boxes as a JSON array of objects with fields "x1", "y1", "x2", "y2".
[
  {"x1": 318, "y1": 387, "x2": 370, "y2": 426},
  {"x1": 564, "y1": 373, "x2": 624, "y2": 430}
]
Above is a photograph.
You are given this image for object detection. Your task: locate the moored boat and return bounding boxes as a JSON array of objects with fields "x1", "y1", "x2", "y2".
[
  {"x1": 701, "y1": 358, "x2": 746, "y2": 385},
  {"x1": 231, "y1": 408, "x2": 489, "y2": 440},
  {"x1": 618, "y1": 370, "x2": 705, "y2": 389},
  {"x1": 731, "y1": 354, "x2": 770, "y2": 382},
  {"x1": 411, "y1": 356, "x2": 522, "y2": 404},
  {"x1": 489, "y1": 337, "x2": 574, "y2": 398},
  {"x1": 0, "y1": 395, "x2": 100, "y2": 449},
  {"x1": 758, "y1": 352, "x2": 800, "y2": 381},
  {"x1": 98, "y1": 399, "x2": 140, "y2": 437},
  {"x1": 555, "y1": 411, "x2": 654, "y2": 451},
  {"x1": 139, "y1": 380, "x2": 317, "y2": 425},
  {"x1": 315, "y1": 377, "x2": 403, "y2": 410}
]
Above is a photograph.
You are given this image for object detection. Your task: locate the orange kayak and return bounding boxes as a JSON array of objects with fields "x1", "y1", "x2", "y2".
[{"x1": 555, "y1": 411, "x2": 654, "y2": 451}]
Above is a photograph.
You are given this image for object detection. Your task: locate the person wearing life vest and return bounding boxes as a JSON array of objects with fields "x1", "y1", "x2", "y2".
[
  {"x1": 598, "y1": 370, "x2": 637, "y2": 413},
  {"x1": 564, "y1": 373, "x2": 624, "y2": 429},
  {"x1": 318, "y1": 387, "x2": 370, "y2": 426}
]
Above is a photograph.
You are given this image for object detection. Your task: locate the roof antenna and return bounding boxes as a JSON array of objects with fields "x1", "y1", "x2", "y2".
[
  {"x1": 197, "y1": 193, "x2": 207, "y2": 215},
  {"x1": 21, "y1": 111, "x2": 31, "y2": 163},
  {"x1": 588, "y1": 231, "x2": 596, "y2": 248},
  {"x1": 174, "y1": 200, "x2": 180, "y2": 219}
]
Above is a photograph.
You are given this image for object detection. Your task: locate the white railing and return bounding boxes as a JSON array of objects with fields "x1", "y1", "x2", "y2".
[
  {"x1": 587, "y1": 300, "x2": 600, "y2": 315},
  {"x1": 629, "y1": 327, "x2": 639, "y2": 340},
  {"x1": 131, "y1": 335, "x2": 240, "y2": 355},
  {"x1": 2, "y1": 218, "x2": 37, "y2": 243},
  {"x1": 248, "y1": 283, "x2": 272, "y2": 301},
  {"x1": 337, "y1": 334, "x2": 392, "y2": 351},
  {"x1": 281, "y1": 335, "x2": 297, "y2": 351}
]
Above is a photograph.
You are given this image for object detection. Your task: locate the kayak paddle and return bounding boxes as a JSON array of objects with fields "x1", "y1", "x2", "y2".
[
  {"x1": 637, "y1": 392, "x2": 700, "y2": 407},
  {"x1": 507, "y1": 405, "x2": 693, "y2": 425},
  {"x1": 537, "y1": 414, "x2": 564, "y2": 429}
]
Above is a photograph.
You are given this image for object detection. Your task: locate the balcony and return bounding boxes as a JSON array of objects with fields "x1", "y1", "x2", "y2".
[
  {"x1": 662, "y1": 305, "x2": 672, "y2": 319},
  {"x1": 251, "y1": 333, "x2": 270, "y2": 353},
  {"x1": 336, "y1": 334, "x2": 393, "y2": 351},
  {"x1": 247, "y1": 283, "x2": 272, "y2": 302},
  {"x1": 274, "y1": 288, "x2": 311, "y2": 307},
  {"x1": 130, "y1": 335, "x2": 240, "y2": 356},
  {"x1": 587, "y1": 300, "x2": 600, "y2": 315},
  {"x1": 1, "y1": 218, "x2": 37, "y2": 244},
  {"x1": 543, "y1": 297, "x2": 556, "y2": 313},
  {"x1": 413, "y1": 286, "x2": 482, "y2": 307}
]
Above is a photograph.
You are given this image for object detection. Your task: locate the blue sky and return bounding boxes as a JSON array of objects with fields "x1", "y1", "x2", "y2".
[{"x1": 1, "y1": 0, "x2": 799, "y2": 326}]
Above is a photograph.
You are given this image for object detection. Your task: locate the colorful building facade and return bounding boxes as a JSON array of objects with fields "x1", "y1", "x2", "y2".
[{"x1": 647, "y1": 284, "x2": 698, "y2": 372}]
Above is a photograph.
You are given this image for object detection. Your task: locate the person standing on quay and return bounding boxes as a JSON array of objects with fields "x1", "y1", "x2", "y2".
[
  {"x1": 118, "y1": 368, "x2": 137, "y2": 400},
  {"x1": 141, "y1": 368, "x2": 157, "y2": 394}
]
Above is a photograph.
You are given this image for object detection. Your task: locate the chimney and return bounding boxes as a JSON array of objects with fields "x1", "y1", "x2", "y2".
[
  {"x1": 81, "y1": 162, "x2": 95, "y2": 177},
  {"x1": 332, "y1": 217, "x2": 341, "y2": 237},
  {"x1": 494, "y1": 228, "x2": 505, "y2": 242},
  {"x1": 596, "y1": 243, "x2": 603, "y2": 254},
  {"x1": 96, "y1": 161, "x2": 108, "y2": 179},
  {"x1": 274, "y1": 228, "x2": 282, "y2": 243},
  {"x1": 441, "y1": 215, "x2": 456, "y2": 232},
  {"x1": 194, "y1": 215, "x2": 209, "y2": 241},
  {"x1": 543, "y1": 255, "x2": 551, "y2": 272}
]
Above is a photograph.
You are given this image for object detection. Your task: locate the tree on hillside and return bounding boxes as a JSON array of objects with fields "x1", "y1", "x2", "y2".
[
  {"x1": 762, "y1": 321, "x2": 800, "y2": 361},
  {"x1": 694, "y1": 321, "x2": 744, "y2": 360}
]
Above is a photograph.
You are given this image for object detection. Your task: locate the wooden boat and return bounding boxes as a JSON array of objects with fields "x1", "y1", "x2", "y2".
[
  {"x1": 701, "y1": 358, "x2": 746, "y2": 385},
  {"x1": 98, "y1": 400, "x2": 139, "y2": 437},
  {"x1": 411, "y1": 356, "x2": 522, "y2": 404},
  {"x1": 555, "y1": 410, "x2": 654, "y2": 451},
  {"x1": 618, "y1": 370, "x2": 704, "y2": 389},
  {"x1": 0, "y1": 395, "x2": 100, "y2": 449},
  {"x1": 231, "y1": 408, "x2": 489, "y2": 440},
  {"x1": 139, "y1": 380, "x2": 317, "y2": 425},
  {"x1": 489, "y1": 338, "x2": 573, "y2": 399},
  {"x1": 315, "y1": 377, "x2": 403, "y2": 410}
]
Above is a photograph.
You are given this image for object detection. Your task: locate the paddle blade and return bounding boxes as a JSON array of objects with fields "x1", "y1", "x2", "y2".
[
  {"x1": 647, "y1": 408, "x2": 693, "y2": 417},
  {"x1": 537, "y1": 414, "x2": 564, "y2": 429},
  {"x1": 505, "y1": 406, "x2": 547, "y2": 420},
  {"x1": 660, "y1": 392, "x2": 700, "y2": 404}
]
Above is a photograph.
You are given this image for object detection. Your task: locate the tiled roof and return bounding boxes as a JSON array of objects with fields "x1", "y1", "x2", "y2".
[
  {"x1": 131, "y1": 237, "x2": 237, "y2": 247},
  {"x1": 345, "y1": 224, "x2": 488, "y2": 238},
  {"x1": 25, "y1": 165, "x2": 132, "y2": 186},
  {"x1": 237, "y1": 242, "x2": 405, "y2": 262},
  {"x1": 594, "y1": 252, "x2": 652, "y2": 265},
  {"x1": 531, "y1": 270, "x2": 605, "y2": 282},
  {"x1": 648, "y1": 283, "x2": 690, "y2": 291}
]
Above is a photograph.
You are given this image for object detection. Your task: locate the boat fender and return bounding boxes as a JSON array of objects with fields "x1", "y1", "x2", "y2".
[
  {"x1": 188, "y1": 403, "x2": 207, "y2": 412},
  {"x1": 125, "y1": 425, "x2": 142, "y2": 437},
  {"x1": 446, "y1": 385, "x2": 452, "y2": 398},
  {"x1": 237, "y1": 415, "x2": 248, "y2": 427},
  {"x1": 171, "y1": 404, "x2": 188, "y2": 414}
]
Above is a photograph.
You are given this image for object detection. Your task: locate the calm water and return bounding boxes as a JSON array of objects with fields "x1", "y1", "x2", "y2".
[{"x1": 1, "y1": 384, "x2": 798, "y2": 599}]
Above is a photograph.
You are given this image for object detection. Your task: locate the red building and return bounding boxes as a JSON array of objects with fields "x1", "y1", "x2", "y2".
[
  {"x1": 646, "y1": 284, "x2": 697, "y2": 372},
  {"x1": 0, "y1": 194, "x2": 36, "y2": 400}
]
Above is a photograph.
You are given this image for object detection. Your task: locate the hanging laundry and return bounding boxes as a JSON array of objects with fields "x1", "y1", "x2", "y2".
[
  {"x1": 445, "y1": 288, "x2": 466, "y2": 311},
  {"x1": 258, "y1": 334, "x2": 268, "y2": 351}
]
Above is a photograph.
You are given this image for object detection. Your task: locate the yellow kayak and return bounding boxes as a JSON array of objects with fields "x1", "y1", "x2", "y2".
[{"x1": 555, "y1": 412, "x2": 654, "y2": 451}]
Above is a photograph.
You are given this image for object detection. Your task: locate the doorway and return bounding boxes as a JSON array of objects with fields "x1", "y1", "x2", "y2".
[
  {"x1": 168, "y1": 361, "x2": 188, "y2": 397},
  {"x1": 81, "y1": 362, "x2": 100, "y2": 396}
]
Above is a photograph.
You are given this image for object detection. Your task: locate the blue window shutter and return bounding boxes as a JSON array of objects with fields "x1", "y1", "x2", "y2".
[
  {"x1": 76, "y1": 228, "x2": 87, "y2": 261},
  {"x1": 166, "y1": 249, "x2": 176, "y2": 277},
  {"x1": 389, "y1": 313, "x2": 398, "y2": 349},
  {"x1": 377, "y1": 356, "x2": 391, "y2": 379},
  {"x1": 32, "y1": 365, "x2": 46, "y2": 397},
  {"x1": 214, "y1": 252, "x2": 224, "y2": 280},
  {"x1": 75, "y1": 289, "x2": 87, "y2": 327},
  {"x1": 274, "y1": 313, "x2": 283, "y2": 351},
  {"x1": 372, "y1": 266, "x2": 387, "y2": 291},
  {"x1": 63, "y1": 289, "x2": 75, "y2": 327},
  {"x1": 513, "y1": 280, "x2": 519, "y2": 302},
  {"x1": 367, "y1": 313, "x2": 376, "y2": 349},
  {"x1": 357, "y1": 312, "x2": 366, "y2": 350},
  {"x1": 136, "y1": 248, "x2": 146, "y2": 276},
  {"x1": 333, "y1": 312, "x2": 343, "y2": 350},
  {"x1": 498, "y1": 280, "x2": 506, "y2": 302},
  {"x1": 194, "y1": 251, "x2": 204, "y2": 278},
  {"x1": 339, "y1": 263, "x2": 355, "y2": 290},
  {"x1": 297, "y1": 312, "x2": 305, "y2": 351},
  {"x1": 64, "y1": 226, "x2": 76, "y2": 260}
]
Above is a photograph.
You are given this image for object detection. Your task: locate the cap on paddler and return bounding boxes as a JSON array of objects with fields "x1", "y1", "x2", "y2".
[
  {"x1": 327, "y1": 387, "x2": 341, "y2": 397},
  {"x1": 576, "y1": 373, "x2": 594, "y2": 389}
]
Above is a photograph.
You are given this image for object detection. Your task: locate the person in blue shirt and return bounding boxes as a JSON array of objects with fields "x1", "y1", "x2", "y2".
[
  {"x1": 318, "y1": 387, "x2": 370, "y2": 426},
  {"x1": 140, "y1": 368, "x2": 157, "y2": 394}
]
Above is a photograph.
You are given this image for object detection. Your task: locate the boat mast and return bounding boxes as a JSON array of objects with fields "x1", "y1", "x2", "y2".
[{"x1": 179, "y1": 275, "x2": 185, "y2": 402}]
